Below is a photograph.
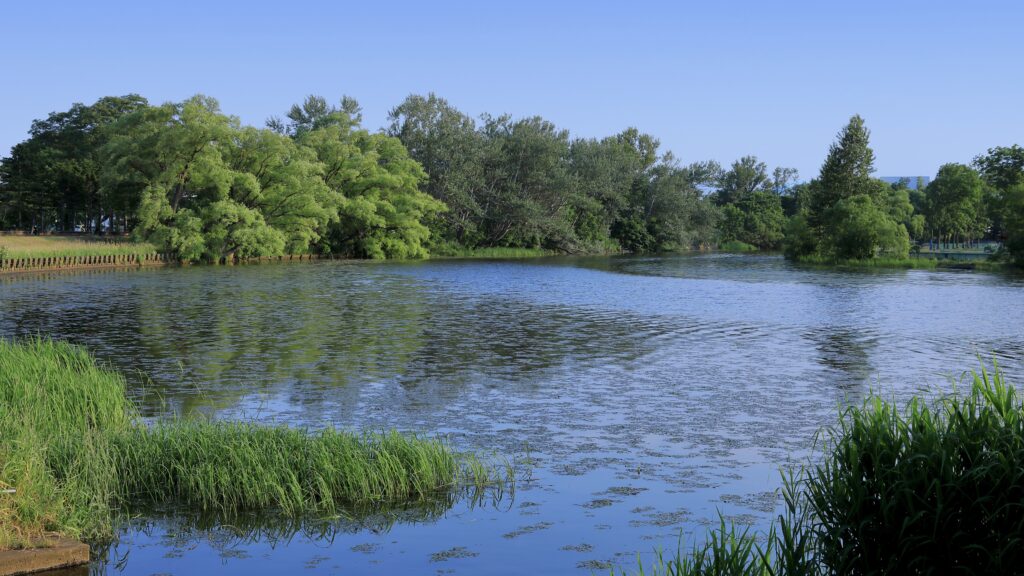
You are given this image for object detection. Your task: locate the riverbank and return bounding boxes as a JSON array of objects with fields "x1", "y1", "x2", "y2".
[{"x1": 0, "y1": 339, "x2": 512, "y2": 553}]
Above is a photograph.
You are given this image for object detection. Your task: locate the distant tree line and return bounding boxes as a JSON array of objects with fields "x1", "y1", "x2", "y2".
[
  {"x1": 783, "y1": 115, "x2": 1024, "y2": 264},
  {"x1": 1, "y1": 94, "x2": 1022, "y2": 265}
]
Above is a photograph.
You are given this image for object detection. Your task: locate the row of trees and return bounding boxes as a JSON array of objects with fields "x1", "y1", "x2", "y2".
[
  {"x1": 1, "y1": 94, "x2": 1022, "y2": 265},
  {"x1": 1, "y1": 95, "x2": 442, "y2": 261},
  {"x1": 386, "y1": 94, "x2": 722, "y2": 254}
]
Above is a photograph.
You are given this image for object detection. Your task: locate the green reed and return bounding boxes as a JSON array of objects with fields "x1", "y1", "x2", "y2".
[
  {"x1": 803, "y1": 365, "x2": 1024, "y2": 574},
  {"x1": 0, "y1": 338, "x2": 512, "y2": 548}
]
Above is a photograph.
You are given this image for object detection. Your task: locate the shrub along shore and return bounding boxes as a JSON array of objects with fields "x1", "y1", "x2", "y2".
[{"x1": 0, "y1": 339, "x2": 512, "y2": 549}]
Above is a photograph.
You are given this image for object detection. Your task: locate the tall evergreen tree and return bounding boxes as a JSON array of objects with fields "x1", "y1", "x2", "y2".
[{"x1": 809, "y1": 114, "x2": 876, "y2": 229}]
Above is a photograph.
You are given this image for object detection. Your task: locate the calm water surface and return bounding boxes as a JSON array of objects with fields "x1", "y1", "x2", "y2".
[{"x1": 2, "y1": 254, "x2": 1023, "y2": 574}]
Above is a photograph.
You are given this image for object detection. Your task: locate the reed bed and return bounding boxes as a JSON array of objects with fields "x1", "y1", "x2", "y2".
[{"x1": 0, "y1": 339, "x2": 512, "y2": 548}]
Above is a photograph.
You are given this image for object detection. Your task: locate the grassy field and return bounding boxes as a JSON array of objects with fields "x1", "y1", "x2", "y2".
[
  {"x1": 0, "y1": 339, "x2": 512, "y2": 549},
  {"x1": 0, "y1": 235, "x2": 157, "y2": 259}
]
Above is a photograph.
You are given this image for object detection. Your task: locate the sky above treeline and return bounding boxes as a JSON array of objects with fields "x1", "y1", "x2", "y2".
[{"x1": 2, "y1": 0, "x2": 1021, "y2": 181}]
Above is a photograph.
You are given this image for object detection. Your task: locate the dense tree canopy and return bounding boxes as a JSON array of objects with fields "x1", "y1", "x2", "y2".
[
  {"x1": 0, "y1": 95, "x2": 149, "y2": 231},
  {"x1": 388, "y1": 93, "x2": 718, "y2": 254},
  {"x1": 922, "y1": 164, "x2": 988, "y2": 246},
  {"x1": 2, "y1": 94, "x2": 1022, "y2": 266}
]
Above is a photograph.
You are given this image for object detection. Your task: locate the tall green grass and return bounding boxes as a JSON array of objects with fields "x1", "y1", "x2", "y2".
[
  {"x1": 0, "y1": 339, "x2": 512, "y2": 548},
  {"x1": 0, "y1": 236, "x2": 157, "y2": 259},
  {"x1": 430, "y1": 244, "x2": 557, "y2": 259},
  {"x1": 616, "y1": 365, "x2": 1024, "y2": 575},
  {"x1": 804, "y1": 366, "x2": 1024, "y2": 574},
  {"x1": 717, "y1": 240, "x2": 759, "y2": 253},
  {"x1": 794, "y1": 254, "x2": 939, "y2": 269}
]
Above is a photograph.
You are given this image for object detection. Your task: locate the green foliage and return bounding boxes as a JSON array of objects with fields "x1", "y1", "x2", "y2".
[
  {"x1": 0, "y1": 95, "x2": 149, "y2": 232},
  {"x1": 1003, "y1": 183, "x2": 1024, "y2": 265},
  {"x1": 7, "y1": 94, "x2": 1020, "y2": 265},
  {"x1": 783, "y1": 214, "x2": 818, "y2": 259},
  {"x1": 0, "y1": 339, "x2": 512, "y2": 547},
  {"x1": 790, "y1": 115, "x2": 920, "y2": 262},
  {"x1": 718, "y1": 240, "x2": 758, "y2": 252},
  {"x1": 822, "y1": 195, "x2": 909, "y2": 259},
  {"x1": 809, "y1": 115, "x2": 877, "y2": 230},
  {"x1": 973, "y1": 145, "x2": 1024, "y2": 263},
  {"x1": 923, "y1": 163, "x2": 988, "y2": 244},
  {"x1": 718, "y1": 191, "x2": 786, "y2": 249},
  {"x1": 387, "y1": 93, "x2": 485, "y2": 244},
  {"x1": 714, "y1": 155, "x2": 769, "y2": 206},
  {"x1": 299, "y1": 114, "x2": 443, "y2": 259},
  {"x1": 428, "y1": 243, "x2": 555, "y2": 259},
  {"x1": 804, "y1": 367, "x2": 1024, "y2": 574},
  {"x1": 973, "y1": 144, "x2": 1024, "y2": 191},
  {"x1": 388, "y1": 94, "x2": 718, "y2": 254},
  {"x1": 104, "y1": 96, "x2": 296, "y2": 262}
]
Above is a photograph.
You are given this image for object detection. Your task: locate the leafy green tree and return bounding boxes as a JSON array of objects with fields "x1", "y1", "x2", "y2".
[
  {"x1": 295, "y1": 105, "x2": 444, "y2": 259},
  {"x1": 570, "y1": 128, "x2": 663, "y2": 251},
  {"x1": 923, "y1": 163, "x2": 988, "y2": 247},
  {"x1": 476, "y1": 114, "x2": 575, "y2": 248},
  {"x1": 103, "y1": 95, "x2": 340, "y2": 262},
  {"x1": 714, "y1": 155, "x2": 769, "y2": 205},
  {"x1": 386, "y1": 94, "x2": 484, "y2": 245},
  {"x1": 1003, "y1": 183, "x2": 1024, "y2": 264},
  {"x1": 631, "y1": 157, "x2": 719, "y2": 251},
  {"x1": 106, "y1": 96, "x2": 286, "y2": 261},
  {"x1": 882, "y1": 186, "x2": 925, "y2": 241},
  {"x1": 770, "y1": 166, "x2": 800, "y2": 196},
  {"x1": 713, "y1": 156, "x2": 794, "y2": 249},
  {"x1": 824, "y1": 195, "x2": 909, "y2": 259},
  {"x1": 973, "y1": 145, "x2": 1024, "y2": 191},
  {"x1": 787, "y1": 115, "x2": 917, "y2": 260},
  {"x1": 973, "y1": 145, "x2": 1024, "y2": 241},
  {"x1": 719, "y1": 191, "x2": 785, "y2": 249},
  {"x1": 227, "y1": 127, "x2": 340, "y2": 253},
  {"x1": 783, "y1": 213, "x2": 817, "y2": 259},
  {"x1": 0, "y1": 95, "x2": 148, "y2": 231},
  {"x1": 268, "y1": 95, "x2": 362, "y2": 138}
]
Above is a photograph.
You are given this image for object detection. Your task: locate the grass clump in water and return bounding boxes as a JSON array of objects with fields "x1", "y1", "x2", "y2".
[
  {"x1": 717, "y1": 240, "x2": 758, "y2": 253},
  {"x1": 111, "y1": 423, "x2": 504, "y2": 515},
  {"x1": 616, "y1": 364, "x2": 1024, "y2": 575},
  {"x1": 0, "y1": 338, "x2": 512, "y2": 548}
]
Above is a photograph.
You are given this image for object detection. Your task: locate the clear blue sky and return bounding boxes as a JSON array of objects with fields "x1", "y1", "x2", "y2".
[{"x1": 3, "y1": 0, "x2": 1021, "y2": 180}]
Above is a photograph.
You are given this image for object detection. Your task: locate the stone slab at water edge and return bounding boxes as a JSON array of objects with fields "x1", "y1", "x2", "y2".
[{"x1": 0, "y1": 539, "x2": 89, "y2": 576}]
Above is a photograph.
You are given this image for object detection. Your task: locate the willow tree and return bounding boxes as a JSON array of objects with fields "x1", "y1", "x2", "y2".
[
  {"x1": 287, "y1": 100, "x2": 444, "y2": 259},
  {"x1": 102, "y1": 95, "x2": 337, "y2": 262}
]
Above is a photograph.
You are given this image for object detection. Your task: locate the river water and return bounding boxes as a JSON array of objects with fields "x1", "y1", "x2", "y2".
[{"x1": 2, "y1": 254, "x2": 1022, "y2": 574}]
